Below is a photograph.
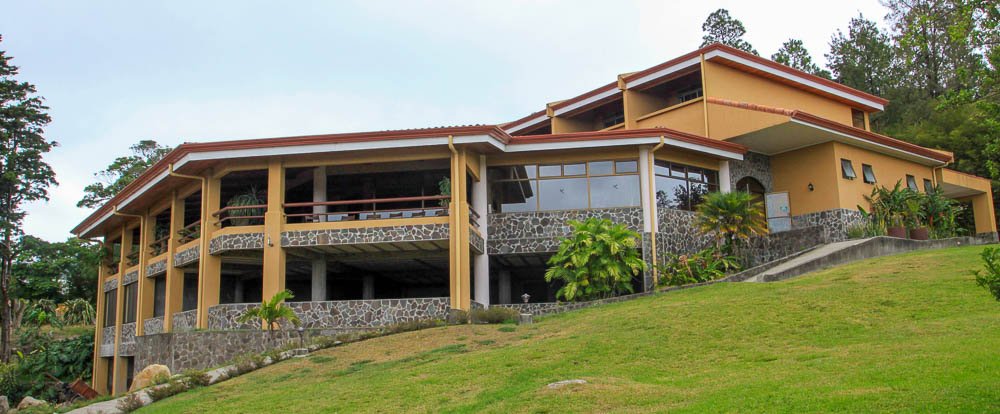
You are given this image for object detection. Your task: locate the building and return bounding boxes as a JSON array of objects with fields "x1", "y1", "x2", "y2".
[{"x1": 72, "y1": 43, "x2": 997, "y2": 394}]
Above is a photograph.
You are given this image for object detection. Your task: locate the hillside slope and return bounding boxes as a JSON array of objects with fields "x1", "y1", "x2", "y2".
[{"x1": 140, "y1": 246, "x2": 1000, "y2": 413}]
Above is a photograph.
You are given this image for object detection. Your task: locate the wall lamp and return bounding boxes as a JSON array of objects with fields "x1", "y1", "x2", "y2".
[{"x1": 808, "y1": 183, "x2": 814, "y2": 192}]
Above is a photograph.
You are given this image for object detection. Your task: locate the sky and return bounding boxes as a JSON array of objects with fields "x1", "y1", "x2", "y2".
[{"x1": 2, "y1": 0, "x2": 889, "y2": 241}]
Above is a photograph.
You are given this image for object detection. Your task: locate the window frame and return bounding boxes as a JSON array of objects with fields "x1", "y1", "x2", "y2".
[
  {"x1": 123, "y1": 282, "x2": 138, "y2": 324},
  {"x1": 488, "y1": 159, "x2": 641, "y2": 212},
  {"x1": 861, "y1": 164, "x2": 877, "y2": 184},
  {"x1": 841, "y1": 159, "x2": 857, "y2": 180},
  {"x1": 906, "y1": 174, "x2": 918, "y2": 191},
  {"x1": 851, "y1": 108, "x2": 866, "y2": 129},
  {"x1": 923, "y1": 178, "x2": 934, "y2": 193},
  {"x1": 653, "y1": 160, "x2": 721, "y2": 211},
  {"x1": 103, "y1": 288, "x2": 117, "y2": 327}
]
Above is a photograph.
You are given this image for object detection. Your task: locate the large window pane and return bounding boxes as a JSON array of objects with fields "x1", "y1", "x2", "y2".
[
  {"x1": 490, "y1": 180, "x2": 537, "y2": 212},
  {"x1": 590, "y1": 175, "x2": 640, "y2": 208},
  {"x1": 589, "y1": 161, "x2": 614, "y2": 176},
  {"x1": 689, "y1": 182, "x2": 709, "y2": 209},
  {"x1": 563, "y1": 163, "x2": 586, "y2": 176},
  {"x1": 539, "y1": 178, "x2": 588, "y2": 210},
  {"x1": 655, "y1": 176, "x2": 688, "y2": 210},
  {"x1": 615, "y1": 161, "x2": 638, "y2": 173},
  {"x1": 539, "y1": 165, "x2": 561, "y2": 177}
]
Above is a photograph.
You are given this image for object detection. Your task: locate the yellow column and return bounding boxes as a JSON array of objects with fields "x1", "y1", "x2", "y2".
[
  {"x1": 448, "y1": 149, "x2": 472, "y2": 310},
  {"x1": 969, "y1": 192, "x2": 998, "y2": 235},
  {"x1": 164, "y1": 191, "x2": 184, "y2": 332},
  {"x1": 197, "y1": 173, "x2": 222, "y2": 329},
  {"x1": 136, "y1": 210, "x2": 153, "y2": 336},
  {"x1": 91, "y1": 236, "x2": 109, "y2": 394},
  {"x1": 262, "y1": 160, "x2": 287, "y2": 305},
  {"x1": 111, "y1": 225, "x2": 130, "y2": 394}
]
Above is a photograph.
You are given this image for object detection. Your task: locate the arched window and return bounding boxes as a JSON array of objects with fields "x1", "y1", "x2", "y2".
[{"x1": 735, "y1": 177, "x2": 765, "y2": 200}]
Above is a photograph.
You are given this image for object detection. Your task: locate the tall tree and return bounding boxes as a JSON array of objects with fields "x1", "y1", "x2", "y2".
[
  {"x1": 12, "y1": 236, "x2": 100, "y2": 303},
  {"x1": 772, "y1": 39, "x2": 832, "y2": 78},
  {"x1": 78, "y1": 139, "x2": 172, "y2": 208},
  {"x1": 700, "y1": 9, "x2": 758, "y2": 55},
  {"x1": 0, "y1": 36, "x2": 58, "y2": 362},
  {"x1": 826, "y1": 14, "x2": 898, "y2": 130}
]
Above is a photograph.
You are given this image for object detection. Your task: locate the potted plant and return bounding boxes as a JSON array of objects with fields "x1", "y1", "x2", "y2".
[
  {"x1": 437, "y1": 177, "x2": 451, "y2": 215},
  {"x1": 905, "y1": 198, "x2": 929, "y2": 240},
  {"x1": 887, "y1": 213, "x2": 908, "y2": 238},
  {"x1": 864, "y1": 182, "x2": 913, "y2": 239},
  {"x1": 226, "y1": 186, "x2": 266, "y2": 226}
]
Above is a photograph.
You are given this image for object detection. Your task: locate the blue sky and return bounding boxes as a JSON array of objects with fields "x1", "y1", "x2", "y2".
[{"x1": 2, "y1": 0, "x2": 887, "y2": 241}]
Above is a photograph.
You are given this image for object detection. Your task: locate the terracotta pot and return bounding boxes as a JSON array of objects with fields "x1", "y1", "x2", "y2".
[
  {"x1": 887, "y1": 226, "x2": 908, "y2": 239},
  {"x1": 909, "y1": 227, "x2": 930, "y2": 240}
]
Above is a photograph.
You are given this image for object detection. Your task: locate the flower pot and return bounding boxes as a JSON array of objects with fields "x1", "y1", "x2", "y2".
[
  {"x1": 909, "y1": 227, "x2": 929, "y2": 240},
  {"x1": 887, "y1": 226, "x2": 908, "y2": 239}
]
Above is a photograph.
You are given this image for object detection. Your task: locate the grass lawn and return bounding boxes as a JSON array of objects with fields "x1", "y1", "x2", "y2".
[{"x1": 139, "y1": 245, "x2": 1000, "y2": 413}]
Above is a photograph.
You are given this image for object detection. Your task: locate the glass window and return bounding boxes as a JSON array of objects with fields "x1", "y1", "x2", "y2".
[
  {"x1": 654, "y1": 160, "x2": 721, "y2": 211},
  {"x1": 852, "y1": 109, "x2": 866, "y2": 129},
  {"x1": 104, "y1": 289, "x2": 117, "y2": 327},
  {"x1": 589, "y1": 161, "x2": 614, "y2": 176},
  {"x1": 563, "y1": 163, "x2": 586, "y2": 176},
  {"x1": 841, "y1": 159, "x2": 857, "y2": 180},
  {"x1": 539, "y1": 165, "x2": 561, "y2": 177},
  {"x1": 590, "y1": 175, "x2": 640, "y2": 208},
  {"x1": 539, "y1": 178, "x2": 588, "y2": 210},
  {"x1": 123, "y1": 282, "x2": 137, "y2": 324},
  {"x1": 906, "y1": 175, "x2": 918, "y2": 190},
  {"x1": 489, "y1": 180, "x2": 537, "y2": 213},
  {"x1": 615, "y1": 161, "x2": 638, "y2": 174},
  {"x1": 153, "y1": 276, "x2": 166, "y2": 318},
  {"x1": 655, "y1": 176, "x2": 688, "y2": 210},
  {"x1": 862, "y1": 164, "x2": 876, "y2": 184},
  {"x1": 924, "y1": 179, "x2": 933, "y2": 193}
]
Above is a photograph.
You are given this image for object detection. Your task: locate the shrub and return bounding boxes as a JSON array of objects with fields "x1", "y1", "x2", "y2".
[
  {"x1": 658, "y1": 247, "x2": 741, "y2": 287},
  {"x1": 14, "y1": 331, "x2": 93, "y2": 402},
  {"x1": 116, "y1": 392, "x2": 144, "y2": 412},
  {"x1": 60, "y1": 299, "x2": 96, "y2": 325},
  {"x1": 180, "y1": 369, "x2": 211, "y2": 388},
  {"x1": 695, "y1": 191, "x2": 768, "y2": 253},
  {"x1": 974, "y1": 246, "x2": 1000, "y2": 301},
  {"x1": 232, "y1": 353, "x2": 261, "y2": 376},
  {"x1": 0, "y1": 362, "x2": 18, "y2": 399},
  {"x1": 147, "y1": 380, "x2": 188, "y2": 402},
  {"x1": 470, "y1": 307, "x2": 518, "y2": 324},
  {"x1": 447, "y1": 310, "x2": 469, "y2": 324},
  {"x1": 237, "y1": 290, "x2": 300, "y2": 332},
  {"x1": 545, "y1": 218, "x2": 645, "y2": 301},
  {"x1": 150, "y1": 372, "x2": 171, "y2": 386}
]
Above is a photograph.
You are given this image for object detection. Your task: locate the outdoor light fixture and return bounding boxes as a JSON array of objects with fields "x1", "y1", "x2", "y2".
[
  {"x1": 297, "y1": 326, "x2": 305, "y2": 348},
  {"x1": 521, "y1": 293, "x2": 531, "y2": 303},
  {"x1": 808, "y1": 183, "x2": 814, "y2": 191}
]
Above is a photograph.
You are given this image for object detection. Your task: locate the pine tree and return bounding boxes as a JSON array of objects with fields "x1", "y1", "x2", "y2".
[
  {"x1": 78, "y1": 139, "x2": 172, "y2": 208},
  {"x1": 772, "y1": 39, "x2": 831, "y2": 78},
  {"x1": 700, "y1": 9, "x2": 758, "y2": 55}
]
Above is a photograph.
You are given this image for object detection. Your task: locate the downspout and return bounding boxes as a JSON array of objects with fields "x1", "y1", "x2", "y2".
[
  {"x1": 167, "y1": 164, "x2": 208, "y2": 325},
  {"x1": 447, "y1": 136, "x2": 461, "y2": 308},
  {"x1": 648, "y1": 136, "x2": 666, "y2": 286}
]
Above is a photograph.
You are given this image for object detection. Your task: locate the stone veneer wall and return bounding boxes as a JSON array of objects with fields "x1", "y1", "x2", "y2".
[
  {"x1": 488, "y1": 208, "x2": 642, "y2": 254},
  {"x1": 281, "y1": 224, "x2": 449, "y2": 247},
  {"x1": 494, "y1": 290, "x2": 656, "y2": 316},
  {"x1": 99, "y1": 326, "x2": 115, "y2": 357},
  {"x1": 146, "y1": 259, "x2": 167, "y2": 277},
  {"x1": 102, "y1": 278, "x2": 118, "y2": 293},
  {"x1": 119, "y1": 322, "x2": 136, "y2": 356},
  {"x1": 209, "y1": 232, "x2": 265, "y2": 255},
  {"x1": 174, "y1": 245, "x2": 199, "y2": 267},
  {"x1": 791, "y1": 208, "x2": 864, "y2": 243},
  {"x1": 207, "y1": 298, "x2": 452, "y2": 330},
  {"x1": 143, "y1": 316, "x2": 165, "y2": 335},
  {"x1": 656, "y1": 209, "x2": 714, "y2": 255},
  {"x1": 172, "y1": 309, "x2": 198, "y2": 332},
  {"x1": 469, "y1": 228, "x2": 485, "y2": 255},
  {"x1": 122, "y1": 270, "x2": 139, "y2": 285},
  {"x1": 728, "y1": 152, "x2": 773, "y2": 192}
]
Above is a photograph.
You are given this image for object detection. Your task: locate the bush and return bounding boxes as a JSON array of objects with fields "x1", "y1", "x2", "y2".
[
  {"x1": 545, "y1": 218, "x2": 645, "y2": 301},
  {"x1": 470, "y1": 308, "x2": 518, "y2": 324},
  {"x1": 0, "y1": 362, "x2": 18, "y2": 399},
  {"x1": 60, "y1": 299, "x2": 96, "y2": 325},
  {"x1": 117, "y1": 392, "x2": 144, "y2": 412},
  {"x1": 974, "y1": 247, "x2": 1000, "y2": 301},
  {"x1": 147, "y1": 380, "x2": 188, "y2": 402},
  {"x1": 695, "y1": 191, "x2": 768, "y2": 252},
  {"x1": 232, "y1": 353, "x2": 264, "y2": 376},
  {"x1": 180, "y1": 369, "x2": 211, "y2": 388},
  {"x1": 658, "y1": 247, "x2": 741, "y2": 287},
  {"x1": 13, "y1": 331, "x2": 93, "y2": 403}
]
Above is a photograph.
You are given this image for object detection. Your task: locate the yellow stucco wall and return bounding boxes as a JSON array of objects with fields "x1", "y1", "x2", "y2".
[
  {"x1": 634, "y1": 99, "x2": 706, "y2": 136},
  {"x1": 771, "y1": 142, "x2": 841, "y2": 216},
  {"x1": 834, "y1": 142, "x2": 935, "y2": 212}
]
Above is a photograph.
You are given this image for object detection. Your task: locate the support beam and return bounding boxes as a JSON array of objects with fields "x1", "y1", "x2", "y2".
[
  {"x1": 719, "y1": 160, "x2": 732, "y2": 193},
  {"x1": 311, "y1": 259, "x2": 327, "y2": 301},
  {"x1": 313, "y1": 166, "x2": 327, "y2": 222},
  {"x1": 261, "y1": 160, "x2": 287, "y2": 307},
  {"x1": 163, "y1": 191, "x2": 184, "y2": 332},
  {"x1": 197, "y1": 173, "x2": 222, "y2": 329},
  {"x1": 136, "y1": 210, "x2": 155, "y2": 336},
  {"x1": 111, "y1": 225, "x2": 129, "y2": 394},
  {"x1": 473, "y1": 154, "x2": 490, "y2": 306},
  {"x1": 448, "y1": 146, "x2": 472, "y2": 310}
]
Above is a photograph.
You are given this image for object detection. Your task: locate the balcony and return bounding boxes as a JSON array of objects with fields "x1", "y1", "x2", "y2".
[{"x1": 283, "y1": 195, "x2": 449, "y2": 223}]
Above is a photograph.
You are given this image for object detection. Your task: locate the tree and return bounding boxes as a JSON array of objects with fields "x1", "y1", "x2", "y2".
[
  {"x1": 826, "y1": 14, "x2": 897, "y2": 130},
  {"x1": 0, "y1": 36, "x2": 58, "y2": 362},
  {"x1": 544, "y1": 218, "x2": 646, "y2": 302},
  {"x1": 694, "y1": 191, "x2": 768, "y2": 253},
  {"x1": 772, "y1": 39, "x2": 831, "y2": 78},
  {"x1": 78, "y1": 139, "x2": 172, "y2": 209},
  {"x1": 11, "y1": 236, "x2": 100, "y2": 304},
  {"x1": 700, "y1": 9, "x2": 758, "y2": 55},
  {"x1": 237, "y1": 289, "x2": 301, "y2": 333}
]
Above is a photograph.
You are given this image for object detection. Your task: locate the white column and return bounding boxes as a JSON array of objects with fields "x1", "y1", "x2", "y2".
[
  {"x1": 498, "y1": 270, "x2": 511, "y2": 304},
  {"x1": 638, "y1": 147, "x2": 654, "y2": 232},
  {"x1": 719, "y1": 160, "x2": 732, "y2": 193},
  {"x1": 473, "y1": 155, "x2": 490, "y2": 306},
  {"x1": 362, "y1": 275, "x2": 374, "y2": 300},
  {"x1": 313, "y1": 166, "x2": 327, "y2": 222},
  {"x1": 311, "y1": 259, "x2": 326, "y2": 301}
]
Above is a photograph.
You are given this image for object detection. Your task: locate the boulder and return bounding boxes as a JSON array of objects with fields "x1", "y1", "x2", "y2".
[
  {"x1": 546, "y1": 379, "x2": 587, "y2": 389},
  {"x1": 17, "y1": 396, "x2": 45, "y2": 409},
  {"x1": 0, "y1": 395, "x2": 8, "y2": 413},
  {"x1": 129, "y1": 364, "x2": 171, "y2": 392}
]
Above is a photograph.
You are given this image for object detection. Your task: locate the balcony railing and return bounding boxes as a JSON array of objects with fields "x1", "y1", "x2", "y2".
[
  {"x1": 106, "y1": 261, "x2": 120, "y2": 275},
  {"x1": 148, "y1": 235, "x2": 169, "y2": 257},
  {"x1": 177, "y1": 220, "x2": 201, "y2": 244},
  {"x1": 469, "y1": 206, "x2": 481, "y2": 229},
  {"x1": 212, "y1": 205, "x2": 267, "y2": 227},
  {"x1": 283, "y1": 195, "x2": 450, "y2": 223},
  {"x1": 125, "y1": 251, "x2": 140, "y2": 267}
]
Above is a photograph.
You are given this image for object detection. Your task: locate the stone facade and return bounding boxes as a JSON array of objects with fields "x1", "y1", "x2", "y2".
[
  {"x1": 656, "y1": 208, "x2": 714, "y2": 255},
  {"x1": 791, "y1": 208, "x2": 864, "y2": 243},
  {"x1": 729, "y1": 152, "x2": 773, "y2": 192},
  {"x1": 143, "y1": 316, "x2": 164, "y2": 335},
  {"x1": 469, "y1": 228, "x2": 485, "y2": 255},
  {"x1": 99, "y1": 326, "x2": 115, "y2": 357},
  {"x1": 736, "y1": 225, "x2": 826, "y2": 267},
  {"x1": 122, "y1": 269, "x2": 139, "y2": 286},
  {"x1": 172, "y1": 309, "x2": 198, "y2": 332},
  {"x1": 146, "y1": 259, "x2": 167, "y2": 277},
  {"x1": 207, "y1": 298, "x2": 452, "y2": 330},
  {"x1": 119, "y1": 322, "x2": 136, "y2": 356},
  {"x1": 281, "y1": 224, "x2": 449, "y2": 247},
  {"x1": 209, "y1": 232, "x2": 265, "y2": 255},
  {"x1": 494, "y1": 290, "x2": 656, "y2": 316},
  {"x1": 174, "y1": 245, "x2": 199, "y2": 267},
  {"x1": 488, "y1": 208, "x2": 642, "y2": 254},
  {"x1": 102, "y1": 278, "x2": 118, "y2": 293}
]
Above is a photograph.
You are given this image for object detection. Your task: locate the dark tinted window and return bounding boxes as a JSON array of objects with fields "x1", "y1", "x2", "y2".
[
  {"x1": 654, "y1": 161, "x2": 720, "y2": 211},
  {"x1": 841, "y1": 159, "x2": 857, "y2": 180}
]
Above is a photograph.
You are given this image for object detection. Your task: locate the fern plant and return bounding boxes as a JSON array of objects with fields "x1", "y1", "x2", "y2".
[
  {"x1": 237, "y1": 290, "x2": 301, "y2": 332},
  {"x1": 694, "y1": 191, "x2": 768, "y2": 253},
  {"x1": 544, "y1": 218, "x2": 646, "y2": 302}
]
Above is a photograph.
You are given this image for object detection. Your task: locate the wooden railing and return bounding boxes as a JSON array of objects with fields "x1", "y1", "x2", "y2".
[
  {"x1": 125, "y1": 251, "x2": 140, "y2": 267},
  {"x1": 106, "y1": 261, "x2": 120, "y2": 275},
  {"x1": 283, "y1": 195, "x2": 450, "y2": 223},
  {"x1": 469, "y1": 206, "x2": 481, "y2": 229},
  {"x1": 148, "y1": 235, "x2": 169, "y2": 256},
  {"x1": 177, "y1": 220, "x2": 201, "y2": 244},
  {"x1": 212, "y1": 205, "x2": 267, "y2": 227}
]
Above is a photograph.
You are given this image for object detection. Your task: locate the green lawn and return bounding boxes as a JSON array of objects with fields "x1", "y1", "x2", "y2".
[{"x1": 140, "y1": 246, "x2": 1000, "y2": 413}]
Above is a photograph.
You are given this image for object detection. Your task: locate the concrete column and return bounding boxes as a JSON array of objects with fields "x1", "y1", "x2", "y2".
[
  {"x1": 313, "y1": 166, "x2": 327, "y2": 222},
  {"x1": 498, "y1": 270, "x2": 511, "y2": 304},
  {"x1": 311, "y1": 259, "x2": 327, "y2": 301},
  {"x1": 719, "y1": 160, "x2": 732, "y2": 193},
  {"x1": 473, "y1": 155, "x2": 489, "y2": 306},
  {"x1": 163, "y1": 190, "x2": 185, "y2": 332},
  {"x1": 261, "y1": 161, "x2": 287, "y2": 304},
  {"x1": 639, "y1": 147, "x2": 654, "y2": 233},
  {"x1": 362, "y1": 275, "x2": 374, "y2": 300},
  {"x1": 197, "y1": 173, "x2": 222, "y2": 329},
  {"x1": 448, "y1": 149, "x2": 472, "y2": 310}
]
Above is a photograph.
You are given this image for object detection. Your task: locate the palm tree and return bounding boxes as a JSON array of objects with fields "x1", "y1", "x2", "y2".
[
  {"x1": 544, "y1": 218, "x2": 646, "y2": 301},
  {"x1": 237, "y1": 289, "x2": 301, "y2": 332},
  {"x1": 694, "y1": 191, "x2": 768, "y2": 253}
]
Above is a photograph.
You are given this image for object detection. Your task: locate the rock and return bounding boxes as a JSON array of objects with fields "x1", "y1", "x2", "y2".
[
  {"x1": 518, "y1": 313, "x2": 533, "y2": 325},
  {"x1": 129, "y1": 364, "x2": 171, "y2": 392},
  {"x1": 546, "y1": 379, "x2": 587, "y2": 389},
  {"x1": 16, "y1": 396, "x2": 45, "y2": 409},
  {"x1": 0, "y1": 395, "x2": 8, "y2": 413}
]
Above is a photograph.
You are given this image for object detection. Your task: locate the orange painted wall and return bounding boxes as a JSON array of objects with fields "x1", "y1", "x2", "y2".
[
  {"x1": 770, "y1": 142, "x2": 841, "y2": 216},
  {"x1": 834, "y1": 142, "x2": 935, "y2": 212},
  {"x1": 633, "y1": 99, "x2": 706, "y2": 136}
]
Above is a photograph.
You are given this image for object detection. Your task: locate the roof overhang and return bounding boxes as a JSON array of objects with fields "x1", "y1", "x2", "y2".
[
  {"x1": 936, "y1": 168, "x2": 991, "y2": 199},
  {"x1": 508, "y1": 128, "x2": 746, "y2": 160}
]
